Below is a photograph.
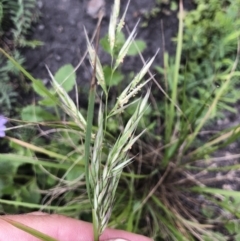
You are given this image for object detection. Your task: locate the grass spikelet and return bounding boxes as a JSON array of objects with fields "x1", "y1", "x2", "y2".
[
  {"x1": 84, "y1": 27, "x2": 107, "y2": 95},
  {"x1": 110, "y1": 51, "x2": 158, "y2": 116},
  {"x1": 89, "y1": 90, "x2": 150, "y2": 239},
  {"x1": 113, "y1": 20, "x2": 139, "y2": 70},
  {"x1": 116, "y1": 0, "x2": 130, "y2": 34},
  {"x1": 108, "y1": 0, "x2": 120, "y2": 55},
  {"x1": 130, "y1": 50, "x2": 159, "y2": 90},
  {"x1": 46, "y1": 66, "x2": 87, "y2": 130}
]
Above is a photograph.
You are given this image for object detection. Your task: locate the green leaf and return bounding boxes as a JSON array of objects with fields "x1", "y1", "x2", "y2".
[
  {"x1": 170, "y1": 2, "x2": 178, "y2": 11},
  {"x1": 66, "y1": 166, "x2": 84, "y2": 181},
  {"x1": 225, "y1": 220, "x2": 240, "y2": 235},
  {"x1": 32, "y1": 79, "x2": 49, "y2": 97},
  {"x1": 127, "y1": 40, "x2": 146, "y2": 56},
  {"x1": 100, "y1": 35, "x2": 111, "y2": 54},
  {"x1": 100, "y1": 32, "x2": 125, "y2": 56},
  {"x1": 115, "y1": 31, "x2": 126, "y2": 50},
  {"x1": 54, "y1": 64, "x2": 76, "y2": 92},
  {"x1": 0, "y1": 154, "x2": 71, "y2": 170},
  {"x1": 0, "y1": 159, "x2": 21, "y2": 197},
  {"x1": 191, "y1": 187, "x2": 240, "y2": 200},
  {"x1": 38, "y1": 97, "x2": 58, "y2": 107},
  {"x1": 103, "y1": 65, "x2": 124, "y2": 86},
  {"x1": 20, "y1": 180, "x2": 41, "y2": 204},
  {"x1": 21, "y1": 105, "x2": 57, "y2": 122}
]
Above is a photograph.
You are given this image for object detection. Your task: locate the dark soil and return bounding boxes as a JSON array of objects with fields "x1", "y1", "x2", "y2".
[{"x1": 23, "y1": 0, "x2": 195, "y2": 95}]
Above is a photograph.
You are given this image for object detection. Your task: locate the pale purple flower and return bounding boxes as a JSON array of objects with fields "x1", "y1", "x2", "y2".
[{"x1": 0, "y1": 115, "x2": 7, "y2": 137}]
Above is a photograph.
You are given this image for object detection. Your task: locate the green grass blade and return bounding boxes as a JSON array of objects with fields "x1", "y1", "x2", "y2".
[
  {"x1": 0, "y1": 154, "x2": 76, "y2": 169},
  {"x1": 84, "y1": 83, "x2": 96, "y2": 204},
  {"x1": 0, "y1": 199, "x2": 88, "y2": 211},
  {"x1": 6, "y1": 137, "x2": 71, "y2": 160},
  {"x1": 163, "y1": 1, "x2": 184, "y2": 166},
  {"x1": 1, "y1": 218, "x2": 58, "y2": 241},
  {"x1": 0, "y1": 48, "x2": 56, "y2": 102},
  {"x1": 191, "y1": 186, "x2": 240, "y2": 199}
]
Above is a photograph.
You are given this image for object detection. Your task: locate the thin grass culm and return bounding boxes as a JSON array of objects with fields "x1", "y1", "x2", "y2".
[{"x1": 84, "y1": 0, "x2": 156, "y2": 240}]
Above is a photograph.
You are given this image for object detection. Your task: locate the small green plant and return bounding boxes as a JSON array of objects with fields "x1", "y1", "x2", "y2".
[
  {"x1": 180, "y1": 0, "x2": 240, "y2": 118},
  {"x1": 0, "y1": 0, "x2": 41, "y2": 116},
  {"x1": 0, "y1": 0, "x2": 41, "y2": 47}
]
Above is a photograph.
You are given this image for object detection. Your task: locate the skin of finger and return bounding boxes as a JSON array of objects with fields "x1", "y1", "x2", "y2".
[
  {"x1": 0, "y1": 214, "x2": 152, "y2": 241},
  {"x1": 25, "y1": 211, "x2": 49, "y2": 216}
]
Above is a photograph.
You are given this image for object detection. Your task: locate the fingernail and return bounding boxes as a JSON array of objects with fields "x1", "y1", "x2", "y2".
[
  {"x1": 103, "y1": 239, "x2": 130, "y2": 241},
  {"x1": 25, "y1": 212, "x2": 49, "y2": 216}
]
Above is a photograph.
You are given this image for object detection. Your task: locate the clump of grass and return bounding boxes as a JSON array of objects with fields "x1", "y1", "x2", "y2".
[
  {"x1": 123, "y1": 1, "x2": 240, "y2": 240},
  {"x1": 0, "y1": 0, "x2": 41, "y2": 116}
]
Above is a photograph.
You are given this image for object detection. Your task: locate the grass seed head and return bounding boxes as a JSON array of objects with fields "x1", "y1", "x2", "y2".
[{"x1": 109, "y1": 0, "x2": 120, "y2": 54}]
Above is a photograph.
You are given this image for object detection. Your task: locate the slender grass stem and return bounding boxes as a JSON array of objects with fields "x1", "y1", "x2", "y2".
[
  {"x1": 84, "y1": 12, "x2": 103, "y2": 241},
  {"x1": 163, "y1": 0, "x2": 184, "y2": 166},
  {"x1": 85, "y1": 81, "x2": 96, "y2": 205}
]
